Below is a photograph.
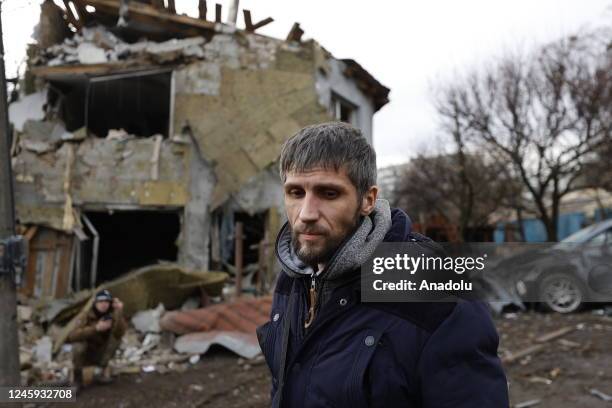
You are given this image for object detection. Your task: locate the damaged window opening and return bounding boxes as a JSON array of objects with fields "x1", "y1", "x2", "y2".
[
  {"x1": 330, "y1": 92, "x2": 359, "y2": 127},
  {"x1": 88, "y1": 71, "x2": 172, "y2": 138},
  {"x1": 51, "y1": 70, "x2": 173, "y2": 138},
  {"x1": 84, "y1": 210, "x2": 180, "y2": 285},
  {"x1": 232, "y1": 212, "x2": 266, "y2": 267}
]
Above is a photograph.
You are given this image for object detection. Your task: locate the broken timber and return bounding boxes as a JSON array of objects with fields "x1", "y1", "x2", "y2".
[
  {"x1": 502, "y1": 325, "x2": 578, "y2": 364},
  {"x1": 286, "y1": 22, "x2": 304, "y2": 43},
  {"x1": 72, "y1": 0, "x2": 217, "y2": 36},
  {"x1": 243, "y1": 10, "x2": 274, "y2": 33}
]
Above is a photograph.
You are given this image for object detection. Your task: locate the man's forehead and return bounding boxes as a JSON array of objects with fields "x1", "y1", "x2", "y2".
[{"x1": 284, "y1": 167, "x2": 351, "y2": 185}]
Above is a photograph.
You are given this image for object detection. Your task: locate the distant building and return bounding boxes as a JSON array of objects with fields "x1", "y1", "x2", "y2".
[
  {"x1": 494, "y1": 188, "x2": 612, "y2": 242},
  {"x1": 377, "y1": 163, "x2": 409, "y2": 205}
]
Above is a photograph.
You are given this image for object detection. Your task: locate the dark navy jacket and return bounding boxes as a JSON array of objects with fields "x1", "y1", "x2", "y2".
[{"x1": 257, "y1": 209, "x2": 509, "y2": 407}]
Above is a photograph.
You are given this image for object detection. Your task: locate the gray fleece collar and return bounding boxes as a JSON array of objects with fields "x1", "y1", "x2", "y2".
[{"x1": 276, "y1": 199, "x2": 392, "y2": 281}]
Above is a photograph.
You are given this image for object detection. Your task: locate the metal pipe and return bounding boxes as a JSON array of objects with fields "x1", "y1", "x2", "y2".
[{"x1": 81, "y1": 213, "x2": 99, "y2": 288}]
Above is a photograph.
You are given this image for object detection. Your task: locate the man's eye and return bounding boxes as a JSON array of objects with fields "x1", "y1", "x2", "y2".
[
  {"x1": 288, "y1": 189, "x2": 304, "y2": 197},
  {"x1": 323, "y1": 190, "x2": 338, "y2": 199}
]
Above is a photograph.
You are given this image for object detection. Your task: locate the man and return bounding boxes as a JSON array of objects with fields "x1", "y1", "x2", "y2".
[
  {"x1": 67, "y1": 289, "x2": 127, "y2": 385},
  {"x1": 257, "y1": 122, "x2": 509, "y2": 407}
]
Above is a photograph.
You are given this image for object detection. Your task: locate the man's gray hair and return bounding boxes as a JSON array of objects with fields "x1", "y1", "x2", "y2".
[{"x1": 279, "y1": 122, "x2": 377, "y2": 197}]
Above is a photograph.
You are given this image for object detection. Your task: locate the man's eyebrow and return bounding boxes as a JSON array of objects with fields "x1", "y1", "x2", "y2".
[
  {"x1": 284, "y1": 182, "x2": 347, "y2": 191},
  {"x1": 284, "y1": 182, "x2": 303, "y2": 190},
  {"x1": 313, "y1": 183, "x2": 347, "y2": 191}
]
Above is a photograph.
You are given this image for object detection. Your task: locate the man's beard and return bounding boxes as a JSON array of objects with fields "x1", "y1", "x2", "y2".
[{"x1": 291, "y1": 210, "x2": 362, "y2": 267}]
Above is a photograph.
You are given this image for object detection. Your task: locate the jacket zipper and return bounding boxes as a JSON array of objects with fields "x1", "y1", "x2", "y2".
[{"x1": 304, "y1": 273, "x2": 317, "y2": 329}]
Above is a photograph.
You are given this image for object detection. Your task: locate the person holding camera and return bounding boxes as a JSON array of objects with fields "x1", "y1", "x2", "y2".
[{"x1": 67, "y1": 289, "x2": 127, "y2": 386}]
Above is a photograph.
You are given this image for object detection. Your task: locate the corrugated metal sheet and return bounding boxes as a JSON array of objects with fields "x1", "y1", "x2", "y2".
[
  {"x1": 174, "y1": 331, "x2": 262, "y2": 359},
  {"x1": 160, "y1": 296, "x2": 272, "y2": 334},
  {"x1": 160, "y1": 296, "x2": 272, "y2": 358}
]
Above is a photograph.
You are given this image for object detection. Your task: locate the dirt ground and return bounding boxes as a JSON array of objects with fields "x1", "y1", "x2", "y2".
[
  {"x1": 43, "y1": 309, "x2": 611, "y2": 408},
  {"x1": 498, "y1": 309, "x2": 612, "y2": 407}
]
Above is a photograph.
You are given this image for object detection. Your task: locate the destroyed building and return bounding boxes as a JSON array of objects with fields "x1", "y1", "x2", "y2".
[{"x1": 9, "y1": 0, "x2": 390, "y2": 299}]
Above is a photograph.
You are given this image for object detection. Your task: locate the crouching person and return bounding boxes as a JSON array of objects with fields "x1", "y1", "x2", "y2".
[{"x1": 67, "y1": 290, "x2": 127, "y2": 387}]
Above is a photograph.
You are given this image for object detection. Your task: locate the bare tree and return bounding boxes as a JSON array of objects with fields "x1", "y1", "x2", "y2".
[
  {"x1": 394, "y1": 148, "x2": 518, "y2": 241},
  {"x1": 435, "y1": 30, "x2": 612, "y2": 241}
]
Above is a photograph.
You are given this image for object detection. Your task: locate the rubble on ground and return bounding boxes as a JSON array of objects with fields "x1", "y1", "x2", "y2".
[
  {"x1": 16, "y1": 263, "x2": 233, "y2": 385},
  {"x1": 132, "y1": 303, "x2": 165, "y2": 334},
  {"x1": 18, "y1": 300, "x2": 263, "y2": 386},
  {"x1": 15, "y1": 266, "x2": 274, "y2": 386},
  {"x1": 51, "y1": 263, "x2": 227, "y2": 354}
]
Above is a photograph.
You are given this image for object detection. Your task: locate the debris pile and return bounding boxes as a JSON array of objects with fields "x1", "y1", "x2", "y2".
[
  {"x1": 18, "y1": 295, "x2": 271, "y2": 385},
  {"x1": 14, "y1": 263, "x2": 236, "y2": 385},
  {"x1": 34, "y1": 26, "x2": 211, "y2": 66},
  {"x1": 17, "y1": 302, "x2": 74, "y2": 386},
  {"x1": 109, "y1": 327, "x2": 199, "y2": 376}
]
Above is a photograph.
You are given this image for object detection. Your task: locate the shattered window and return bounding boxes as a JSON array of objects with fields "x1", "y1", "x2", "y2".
[
  {"x1": 88, "y1": 71, "x2": 172, "y2": 138},
  {"x1": 51, "y1": 70, "x2": 172, "y2": 138},
  {"x1": 330, "y1": 92, "x2": 359, "y2": 127}
]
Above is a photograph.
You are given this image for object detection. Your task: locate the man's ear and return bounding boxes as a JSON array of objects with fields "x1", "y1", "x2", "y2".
[{"x1": 360, "y1": 185, "x2": 379, "y2": 216}]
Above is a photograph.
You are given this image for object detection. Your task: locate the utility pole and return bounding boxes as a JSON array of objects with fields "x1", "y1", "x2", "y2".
[{"x1": 0, "y1": 1, "x2": 23, "y2": 388}]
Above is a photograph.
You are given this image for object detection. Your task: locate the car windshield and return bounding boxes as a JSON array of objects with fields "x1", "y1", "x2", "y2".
[{"x1": 560, "y1": 223, "x2": 602, "y2": 243}]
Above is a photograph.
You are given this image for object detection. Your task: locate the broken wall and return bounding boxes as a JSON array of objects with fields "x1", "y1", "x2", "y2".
[
  {"x1": 173, "y1": 33, "x2": 331, "y2": 210},
  {"x1": 13, "y1": 134, "x2": 190, "y2": 231},
  {"x1": 315, "y1": 53, "x2": 376, "y2": 144},
  {"x1": 173, "y1": 32, "x2": 331, "y2": 269},
  {"x1": 13, "y1": 25, "x2": 385, "y2": 276}
]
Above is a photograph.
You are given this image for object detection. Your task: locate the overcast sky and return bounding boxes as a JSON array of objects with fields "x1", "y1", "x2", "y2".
[{"x1": 2, "y1": 0, "x2": 611, "y2": 167}]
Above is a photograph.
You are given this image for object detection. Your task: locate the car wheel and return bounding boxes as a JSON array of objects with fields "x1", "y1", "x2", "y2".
[{"x1": 538, "y1": 272, "x2": 584, "y2": 313}]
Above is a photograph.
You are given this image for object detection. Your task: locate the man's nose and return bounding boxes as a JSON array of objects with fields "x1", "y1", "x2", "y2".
[{"x1": 298, "y1": 193, "x2": 320, "y2": 223}]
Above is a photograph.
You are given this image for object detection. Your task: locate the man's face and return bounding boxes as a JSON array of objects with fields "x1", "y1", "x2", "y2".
[
  {"x1": 284, "y1": 167, "x2": 377, "y2": 266},
  {"x1": 95, "y1": 300, "x2": 110, "y2": 314}
]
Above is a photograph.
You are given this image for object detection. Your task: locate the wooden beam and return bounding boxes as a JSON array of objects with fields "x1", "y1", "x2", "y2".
[
  {"x1": 66, "y1": 0, "x2": 89, "y2": 25},
  {"x1": 198, "y1": 0, "x2": 207, "y2": 20},
  {"x1": 63, "y1": 0, "x2": 83, "y2": 30},
  {"x1": 243, "y1": 9, "x2": 273, "y2": 32},
  {"x1": 30, "y1": 62, "x2": 161, "y2": 78},
  {"x1": 72, "y1": 0, "x2": 217, "y2": 31},
  {"x1": 167, "y1": 0, "x2": 176, "y2": 13},
  {"x1": 234, "y1": 222, "x2": 243, "y2": 297},
  {"x1": 243, "y1": 9, "x2": 252, "y2": 29},
  {"x1": 286, "y1": 22, "x2": 304, "y2": 42},
  {"x1": 151, "y1": 0, "x2": 164, "y2": 9},
  {"x1": 215, "y1": 3, "x2": 222, "y2": 23},
  {"x1": 21, "y1": 226, "x2": 39, "y2": 297},
  {"x1": 251, "y1": 17, "x2": 273, "y2": 31}
]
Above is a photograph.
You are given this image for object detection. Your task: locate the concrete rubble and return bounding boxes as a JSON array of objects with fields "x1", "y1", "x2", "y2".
[
  {"x1": 37, "y1": 25, "x2": 210, "y2": 66},
  {"x1": 131, "y1": 303, "x2": 165, "y2": 334},
  {"x1": 17, "y1": 292, "x2": 269, "y2": 386},
  {"x1": 19, "y1": 120, "x2": 71, "y2": 154},
  {"x1": 7, "y1": 91, "x2": 46, "y2": 132}
]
